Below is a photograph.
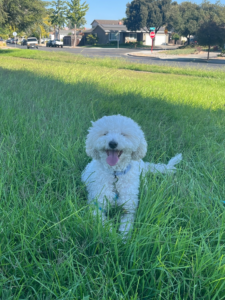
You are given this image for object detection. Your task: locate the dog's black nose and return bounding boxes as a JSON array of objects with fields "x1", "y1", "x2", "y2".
[{"x1": 109, "y1": 141, "x2": 118, "y2": 149}]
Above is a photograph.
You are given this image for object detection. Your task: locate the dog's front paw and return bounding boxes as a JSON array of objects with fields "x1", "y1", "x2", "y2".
[{"x1": 118, "y1": 230, "x2": 131, "y2": 243}]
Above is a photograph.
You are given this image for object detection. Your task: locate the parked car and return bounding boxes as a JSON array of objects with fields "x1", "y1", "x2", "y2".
[
  {"x1": 6, "y1": 38, "x2": 12, "y2": 43},
  {"x1": 26, "y1": 37, "x2": 38, "y2": 49},
  {"x1": 0, "y1": 38, "x2": 4, "y2": 41},
  {"x1": 11, "y1": 39, "x2": 18, "y2": 44},
  {"x1": 52, "y1": 39, "x2": 63, "y2": 48},
  {"x1": 40, "y1": 38, "x2": 49, "y2": 44},
  {"x1": 46, "y1": 39, "x2": 63, "y2": 48},
  {"x1": 46, "y1": 40, "x2": 54, "y2": 47},
  {"x1": 21, "y1": 39, "x2": 27, "y2": 45}
]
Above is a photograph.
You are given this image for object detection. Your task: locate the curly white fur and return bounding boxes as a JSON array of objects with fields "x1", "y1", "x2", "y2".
[{"x1": 82, "y1": 115, "x2": 182, "y2": 238}]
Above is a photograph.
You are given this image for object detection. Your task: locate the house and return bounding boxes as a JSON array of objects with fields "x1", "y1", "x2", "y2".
[
  {"x1": 83, "y1": 20, "x2": 169, "y2": 46},
  {"x1": 91, "y1": 19, "x2": 124, "y2": 28}
]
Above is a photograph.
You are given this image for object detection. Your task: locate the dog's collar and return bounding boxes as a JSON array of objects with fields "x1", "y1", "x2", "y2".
[{"x1": 113, "y1": 164, "x2": 131, "y2": 176}]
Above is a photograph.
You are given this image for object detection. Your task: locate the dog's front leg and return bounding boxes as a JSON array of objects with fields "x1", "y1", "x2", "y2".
[
  {"x1": 92, "y1": 207, "x2": 107, "y2": 226},
  {"x1": 91, "y1": 197, "x2": 113, "y2": 230},
  {"x1": 119, "y1": 211, "x2": 135, "y2": 237}
]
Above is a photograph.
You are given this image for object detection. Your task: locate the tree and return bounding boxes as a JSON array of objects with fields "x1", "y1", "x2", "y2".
[
  {"x1": 1, "y1": 0, "x2": 47, "y2": 32},
  {"x1": 50, "y1": 0, "x2": 67, "y2": 40},
  {"x1": 167, "y1": 1, "x2": 202, "y2": 44},
  {"x1": 146, "y1": 0, "x2": 171, "y2": 33},
  {"x1": 66, "y1": 0, "x2": 89, "y2": 47},
  {"x1": 66, "y1": 0, "x2": 89, "y2": 29},
  {"x1": 196, "y1": 20, "x2": 225, "y2": 60},
  {"x1": 25, "y1": 16, "x2": 51, "y2": 43},
  {"x1": 124, "y1": 0, "x2": 171, "y2": 35},
  {"x1": 0, "y1": 25, "x2": 10, "y2": 39},
  {"x1": 124, "y1": 0, "x2": 148, "y2": 32},
  {"x1": 200, "y1": 1, "x2": 225, "y2": 25},
  {"x1": 0, "y1": 0, "x2": 7, "y2": 25},
  {"x1": 172, "y1": 32, "x2": 179, "y2": 44}
]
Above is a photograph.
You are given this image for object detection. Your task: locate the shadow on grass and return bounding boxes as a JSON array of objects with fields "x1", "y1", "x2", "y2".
[{"x1": 1, "y1": 66, "x2": 224, "y2": 158}]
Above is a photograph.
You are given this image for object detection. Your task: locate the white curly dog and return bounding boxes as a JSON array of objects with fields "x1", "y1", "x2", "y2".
[{"x1": 82, "y1": 115, "x2": 182, "y2": 237}]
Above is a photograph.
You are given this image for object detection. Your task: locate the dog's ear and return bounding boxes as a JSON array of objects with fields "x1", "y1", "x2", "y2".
[
  {"x1": 132, "y1": 136, "x2": 147, "y2": 161},
  {"x1": 85, "y1": 127, "x2": 100, "y2": 160},
  {"x1": 86, "y1": 147, "x2": 100, "y2": 160}
]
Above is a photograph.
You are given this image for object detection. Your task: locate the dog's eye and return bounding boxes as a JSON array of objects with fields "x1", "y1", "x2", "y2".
[
  {"x1": 103, "y1": 132, "x2": 108, "y2": 136},
  {"x1": 121, "y1": 133, "x2": 126, "y2": 136}
]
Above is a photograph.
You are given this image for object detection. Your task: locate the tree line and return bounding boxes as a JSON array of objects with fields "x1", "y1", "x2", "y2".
[
  {"x1": 124, "y1": 0, "x2": 225, "y2": 54},
  {"x1": 0, "y1": 0, "x2": 89, "y2": 40}
]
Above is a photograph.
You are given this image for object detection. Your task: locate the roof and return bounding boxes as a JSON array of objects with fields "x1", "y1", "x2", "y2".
[
  {"x1": 84, "y1": 28, "x2": 94, "y2": 33},
  {"x1": 93, "y1": 23, "x2": 167, "y2": 33},
  {"x1": 91, "y1": 19, "x2": 124, "y2": 26},
  {"x1": 58, "y1": 29, "x2": 74, "y2": 35},
  {"x1": 92, "y1": 24, "x2": 147, "y2": 33},
  {"x1": 51, "y1": 29, "x2": 91, "y2": 35},
  {"x1": 86, "y1": 23, "x2": 169, "y2": 34}
]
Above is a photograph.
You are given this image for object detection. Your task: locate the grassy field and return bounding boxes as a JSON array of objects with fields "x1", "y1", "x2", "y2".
[
  {"x1": 1, "y1": 49, "x2": 225, "y2": 299},
  {"x1": 160, "y1": 47, "x2": 221, "y2": 56}
]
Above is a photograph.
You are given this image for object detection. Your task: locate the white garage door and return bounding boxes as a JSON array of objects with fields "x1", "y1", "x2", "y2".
[
  {"x1": 155, "y1": 34, "x2": 166, "y2": 45},
  {"x1": 145, "y1": 33, "x2": 151, "y2": 46},
  {"x1": 145, "y1": 33, "x2": 166, "y2": 46}
]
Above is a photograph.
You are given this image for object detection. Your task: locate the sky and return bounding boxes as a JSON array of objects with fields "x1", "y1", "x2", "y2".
[{"x1": 83, "y1": 0, "x2": 225, "y2": 28}]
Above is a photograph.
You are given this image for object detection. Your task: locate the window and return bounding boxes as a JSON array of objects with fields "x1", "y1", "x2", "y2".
[
  {"x1": 129, "y1": 33, "x2": 137, "y2": 39},
  {"x1": 109, "y1": 32, "x2": 120, "y2": 41}
]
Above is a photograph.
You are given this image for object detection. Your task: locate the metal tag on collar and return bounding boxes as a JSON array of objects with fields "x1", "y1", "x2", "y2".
[
  {"x1": 114, "y1": 173, "x2": 119, "y2": 183},
  {"x1": 114, "y1": 164, "x2": 131, "y2": 176}
]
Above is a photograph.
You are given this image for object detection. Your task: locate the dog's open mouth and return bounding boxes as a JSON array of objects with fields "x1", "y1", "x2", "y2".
[{"x1": 106, "y1": 150, "x2": 123, "y2": 166}]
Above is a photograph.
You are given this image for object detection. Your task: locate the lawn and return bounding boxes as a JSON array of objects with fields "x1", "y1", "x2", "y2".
[
  {"x1": 159, "y1": 46, "x2": 222, "y2": 56},
  {"x1": 1, "y1": 49, "x2": 225, "y2": 299},
  {"x1": 160, "y1": 48, "x2": 198, "y2": 55}
]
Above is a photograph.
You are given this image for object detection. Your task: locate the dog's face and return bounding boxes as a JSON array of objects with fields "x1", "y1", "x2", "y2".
[{"x1": 85, "y1": 115, "x2": 147, "y2": 171}]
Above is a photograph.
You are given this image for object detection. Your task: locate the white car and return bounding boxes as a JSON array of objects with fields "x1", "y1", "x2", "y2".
[
  {"x1": 52, "y1": 39, "x2": 63, "y2": 48},
  {"x1": 27, "y1": 37, "x2": 38, "y2": 49}
]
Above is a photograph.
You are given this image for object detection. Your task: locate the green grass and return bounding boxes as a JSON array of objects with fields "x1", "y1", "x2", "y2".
[
  {"x1": 1, "y1": 48, "x2": 225, "y2": 79},
  {"x1": 1, "y1": 49, "x2": 225, "y2": 299},
  {"x1": 160, "y1": 48, "x2": 198, "y2": 55}
]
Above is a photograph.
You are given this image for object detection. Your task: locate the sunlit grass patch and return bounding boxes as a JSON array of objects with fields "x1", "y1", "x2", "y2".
[{"x1": 160, "y1": 48, "x2": 197, "y2": 55}]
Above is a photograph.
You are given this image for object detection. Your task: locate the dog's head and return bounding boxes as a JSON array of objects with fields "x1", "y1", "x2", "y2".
[{"x1": 85, "y1": 115, "x2": 147, "y2": 170}]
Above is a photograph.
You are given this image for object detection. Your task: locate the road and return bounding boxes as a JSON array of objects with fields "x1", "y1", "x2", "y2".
[{"x1": 14, "y1": 44, "x2": 225, "y2": 70}]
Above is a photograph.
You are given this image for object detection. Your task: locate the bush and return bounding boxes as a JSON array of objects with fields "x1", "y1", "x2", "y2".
[
  {"x1": 109, "y1": 41, "x2": 117, "y2": 46},
  {"x1": 172, "y1": 33, "x2": 180, "y2": 44},
  {"x1": 0, "y1": 41, "x2": 6, "y2": 47},
  {"x1": 124, "y1": 41, "x2": 143, "y2": 47},
  {"x1": 86, "y1": 34, "x2": 98, "y2": 45}
]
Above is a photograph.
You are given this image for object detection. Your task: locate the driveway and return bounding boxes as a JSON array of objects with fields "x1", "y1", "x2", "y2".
[{"x1": 13, "y1": 44, "x2": 225, "y2": 70}]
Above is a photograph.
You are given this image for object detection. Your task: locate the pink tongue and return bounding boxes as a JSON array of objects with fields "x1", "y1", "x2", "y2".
[{"x1": 106, "y1": 150, "x2": 119, "y2": 166}]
